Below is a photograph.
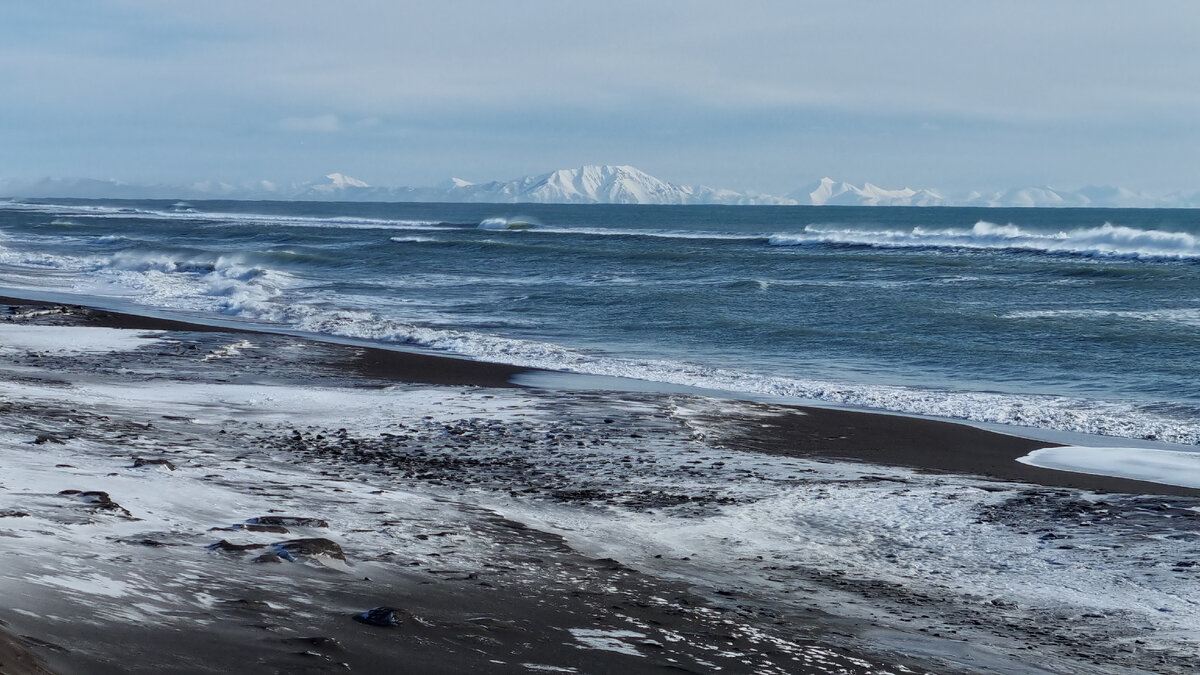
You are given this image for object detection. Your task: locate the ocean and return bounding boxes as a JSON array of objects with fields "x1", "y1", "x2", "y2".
[
  {"x1": 1, "y1": 198, "x2": 1198, "y2": 445},
  {"x1": 4, "y1": 197, "x2": 1200, "y2": 673}
]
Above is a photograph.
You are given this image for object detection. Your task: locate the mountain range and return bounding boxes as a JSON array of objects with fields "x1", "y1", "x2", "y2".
[{"x1": 3, "y1": 165, "x2": 1198, "y2": 208}]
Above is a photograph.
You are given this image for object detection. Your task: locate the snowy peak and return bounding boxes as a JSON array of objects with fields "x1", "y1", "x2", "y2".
[
  {"x1": 526, "y1": 165, "x2": 677, "y2": 204},
  {"x1": 301, "y1": 172, "x2": 372, "y2": 193},
  {"x1": 324, "y1": 172, "x2": 370, "y2": 189},
  {"x1": 790, "y1": 178, "x2": 1179, "y2": 208},
  {"x1": 798, "y1": 178, "x2": 945, "y2": 206},
  {"x1": 6, "y1": 168, "x2": 1197, "y2": 208},
  {"x1": 442, "y1": 165, "x2": 794, "y2": 205},
  {"x1": 288, "y1": 172, "x2": 390, "y2": 200}
]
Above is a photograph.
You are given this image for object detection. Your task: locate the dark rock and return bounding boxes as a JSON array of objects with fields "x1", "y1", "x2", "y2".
[
  {"x1": 206, "y1": 539, "x2": 267, "y2": 554},
  {"x1": 242, "y1": 523, "x2": 289, "y2": 534},
  {"x1": 211, "y1": 523, "x2": 290, "y2": 534},
  {"x1": 218, "y1": 598, "x2": 276, "y2": 612},
  {"x1": 247, "y1": 516, "x2": 329, "y2": 528},
  {"x1": 282, "y1": 636, "x2": 344, "y2": 652},
  {"x1": 132, "y1": 457, "x2": 177, "y2": 471},
  {"x1": 33, "y1": 434, "x2": 65, "y2": 445},
  {"x1": 0, "y1": 510, "x2": 30, "y2": 518},
  {"x1": 252, "y1": 552, "x2": 284, "y2": 564},
  {"x1": 353, "y1": 607, "x2": 404, "y2": 627},
  {"x1": 122, "y1": 539, "x2": 174, "y2": 547},
  {"x1": 60, "y1": 490, "x2": 133, "y2": 516},
  {"x1": 271, "y1": 537, "x2": 346, "y2": 562}
]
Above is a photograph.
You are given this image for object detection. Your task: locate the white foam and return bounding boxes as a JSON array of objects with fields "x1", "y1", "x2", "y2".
[
  {"x1": 1019, "y1": 446, "x2": 1200, "y2": 488},
  {"x1": 1003, "y1": 308, "x2": 1200, "y2": 328},
  {"x1": 66, "y1": 285, "x2": 1179, "y2": 447},
  {"x1": 276, "y1": 313, "x2": 1199, "y2": 444},
  {"x1": 201, "y1": 339, "x2": 254, "y2": 361},
  {"x1": 2, "y1": 238, "x2": 1195, "y2": 446},
  {"x1": 2, "y1": 354, "x2": 1196, "y2": 667},
  {"x1": 478, "y1": 216, "x2": 538, "y2": 230},
  {"x1": 3, "y1": 201, "x2": 1196, "y2": 446},
  {"x1": 769, "y1": 221, "x2": 1200, "y2": 260},
  {"x1": 26, "y1": 573, "x2": 135, "y2": 599},
  {"x1": 486, "y1": 452, "x2": 1200, "y2": 655},
  {"x1": 568, "y1": 628, "x2": 648, "y2": 657}
]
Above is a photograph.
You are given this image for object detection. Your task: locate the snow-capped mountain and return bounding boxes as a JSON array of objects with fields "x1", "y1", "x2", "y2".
[
  {"x1": 789, "y1": 178, "x2": 1185, "y2": 208},
  {"x1": 290, "y1": 173, "x2": 399, "y2": 200},
  {"x1": 0, "y1": 166, "x2": 790, "y2": 205},
  {"x1": 439, "y1": 165, "x2": 794, "y2": 205},
  {"x1": 281, "y1": 166, "x2": 793, "y2": 205},
  {"x1": 4, "y1": 167, "x2": 1198, "y2": 208},
  {"x1": 795, "y1": 178, "x2": 946, "y2": 207}
]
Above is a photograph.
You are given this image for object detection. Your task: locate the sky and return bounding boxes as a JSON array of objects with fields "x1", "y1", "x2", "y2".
[{"x1": 3, "y1": 1, "x2": 1200, "y2": 195}]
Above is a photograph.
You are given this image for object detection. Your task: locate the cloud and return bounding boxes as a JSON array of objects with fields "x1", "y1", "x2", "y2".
[
  {"x1": 5, "y1": 1, "x2": 1200, "y2": 191},
  {"x1": 278, "y1": 114, "x2": 341, "y2": 133}
]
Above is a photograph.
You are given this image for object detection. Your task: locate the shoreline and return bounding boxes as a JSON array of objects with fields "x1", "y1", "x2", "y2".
[
  {"x1": 2, "y1": 295, "x2": 1199, "y2": 673},
  {"x1": 719, "y1": 402, "x2": 1200, "y2": 498},
  {"x1": 3, "y1": 292, "x2": 1193, "y2": 498},
  {"x1": 0, "y1": 295, "x2": 533, "y2": 389}
]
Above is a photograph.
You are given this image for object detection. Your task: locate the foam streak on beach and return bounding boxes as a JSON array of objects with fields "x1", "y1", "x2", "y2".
[{"x1": 0, "y1": 300, "x2": 1197, "y2": 674}]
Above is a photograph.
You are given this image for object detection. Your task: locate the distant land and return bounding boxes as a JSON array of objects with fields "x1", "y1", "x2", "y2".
[{"x1": 4, "y1": 165, "x2": 1199, "y2": 208}]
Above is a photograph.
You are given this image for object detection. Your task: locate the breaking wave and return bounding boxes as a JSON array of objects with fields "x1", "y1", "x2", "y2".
[
  {"x1": 769, "y1": 221, "x2": 1200, "y2": 260},
  {"x1": 252, "y1": 306, "x2": 1198, "y2": 445},
  {"x1": 4, "y1": 200, "x2": 1198, "y2": 447},
  {"x1": 7, "y1": 233, "x2": 1191, "y2": 443}
]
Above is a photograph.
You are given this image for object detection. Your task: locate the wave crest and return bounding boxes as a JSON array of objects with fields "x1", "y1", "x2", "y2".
[{"x1": 769, "y1": 221, "x2": 1200, "y2": 259}]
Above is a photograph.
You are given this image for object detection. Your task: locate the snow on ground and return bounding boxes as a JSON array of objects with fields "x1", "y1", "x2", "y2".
[
  {"x1": 1020, "y1": 445, "x2": 1200, "y2": 489},
  {"x1": 2, "y1": 319, "x2": 1199, "y2": 673},
  {"x1": 0, "y1": 324, "x2": 162, "y2": 353}
]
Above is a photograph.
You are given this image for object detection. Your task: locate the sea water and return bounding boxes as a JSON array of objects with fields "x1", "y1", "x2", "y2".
[{"x1": 1, "y1": 198, "x2": 1197, "y2": 445}]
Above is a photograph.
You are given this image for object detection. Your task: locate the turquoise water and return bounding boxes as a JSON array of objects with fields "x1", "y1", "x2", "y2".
[{"x1": 2, "y1": 199, "x2": 1198, "y2": 443}]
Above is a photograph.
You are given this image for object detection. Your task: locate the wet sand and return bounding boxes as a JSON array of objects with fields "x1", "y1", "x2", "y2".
[
  {"x1": 0, "y1": 296, "x2": 532, "y2": 389},
  {"x1": 0, "y1": 628, "x2": 53, "y2": 675},
  {"x1": 717, "y1": 402, "x2": 1200, "y2": 498}
]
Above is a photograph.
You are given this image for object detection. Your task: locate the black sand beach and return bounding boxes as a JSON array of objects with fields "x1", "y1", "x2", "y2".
[
  {"x1": 5, "y1": 295, "x2": 1190, "y2": 499},
  {"x1": 2, "y1": 297, "x2": 1198, "y2": 674}
]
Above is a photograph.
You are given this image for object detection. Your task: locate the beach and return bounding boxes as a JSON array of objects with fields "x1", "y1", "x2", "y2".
[
  {"x1": 9, "y1": 3, "x2": 1200, "y2": 673},
  {"x1": 1, "y1": 297, "x2": 1197, "y2": 674}
]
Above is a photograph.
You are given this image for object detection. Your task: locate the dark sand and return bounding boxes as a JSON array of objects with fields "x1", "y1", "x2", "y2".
[
  {"x1": 0, "y1": 296, "x2": 531, "y2": 389},
  {"x1": 717, "y1": 402, "x2": 1200, "y2": 498},
  {"x1": 0, "y1": 628, "x2": 53, "y2": 675},
  {"x1": 10, "y1": 296, "x2": 1185, "y2": 497},
  {"x1": 4, "y1": 295, "x2": 1199, "y2": 674}
]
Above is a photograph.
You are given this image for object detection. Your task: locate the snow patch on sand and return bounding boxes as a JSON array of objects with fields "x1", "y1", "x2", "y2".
[
  {"x1": 1019, "y1": 446, "x2": 1200, "y2": 489},
  {"x1": 568, "y1": 628, "x2": 648, "y2": 657},
  {"x1": 0, "y1": 325, "x2": 161, "y2": 353}
]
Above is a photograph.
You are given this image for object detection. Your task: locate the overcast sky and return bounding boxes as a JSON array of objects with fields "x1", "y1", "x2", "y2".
[{"x1": 4, "y1": 1, "x2": 1199, "y2": 194}]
